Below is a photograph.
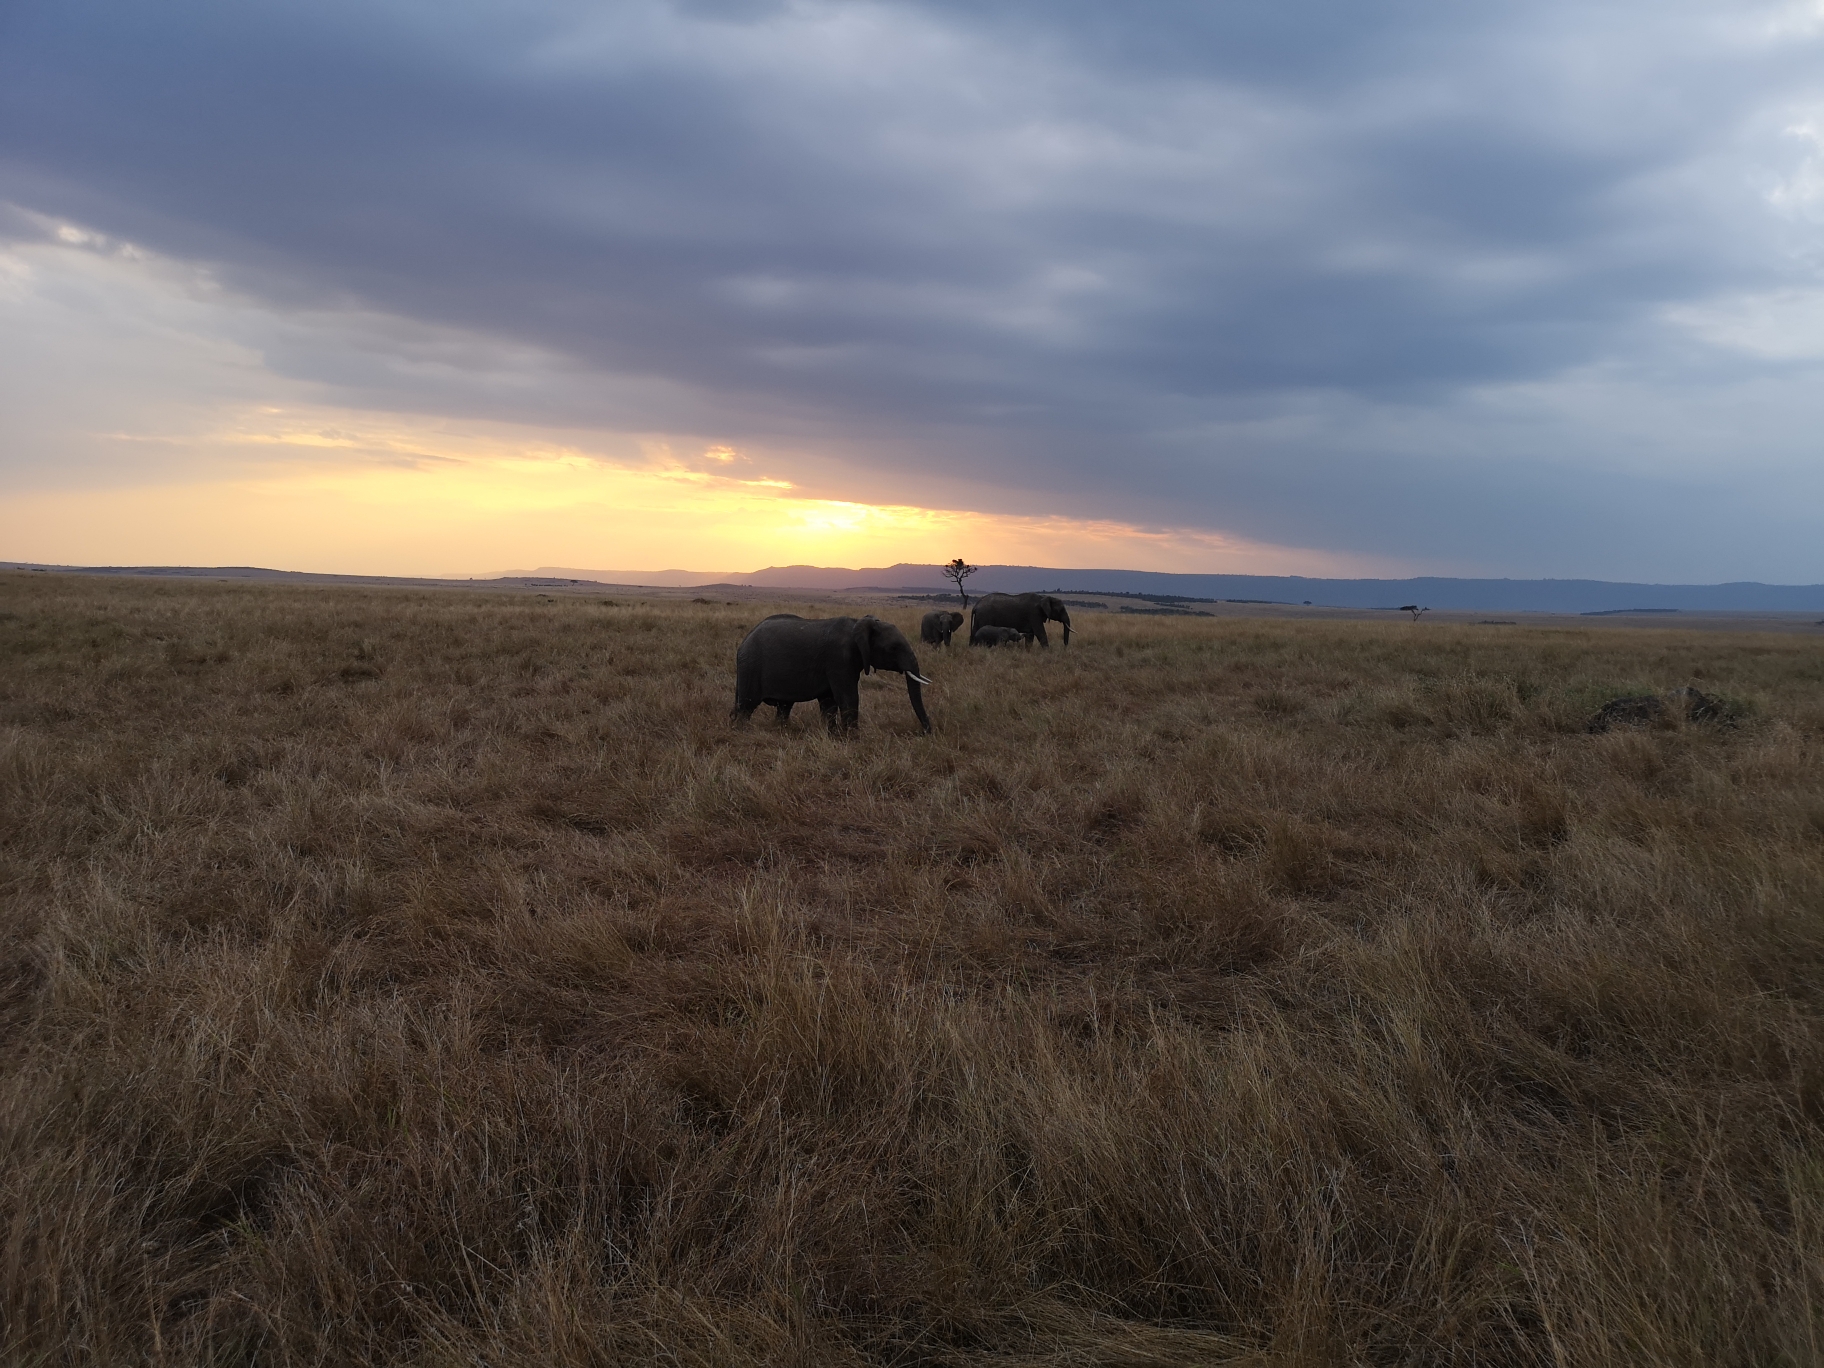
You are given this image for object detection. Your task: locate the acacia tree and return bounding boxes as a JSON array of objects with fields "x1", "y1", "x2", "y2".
[{"x1": 943, "y1": 558, "x2": 978, "y2": 609}]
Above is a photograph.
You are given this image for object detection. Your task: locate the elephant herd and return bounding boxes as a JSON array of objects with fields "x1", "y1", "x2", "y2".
[{"x1": 730, "y1": 591, "x2": 1073, "y2": 736}]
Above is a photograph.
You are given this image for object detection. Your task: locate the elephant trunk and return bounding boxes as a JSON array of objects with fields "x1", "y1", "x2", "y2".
[{"x1": 905, "y1": 675, "x2": 932, "y2": 733}]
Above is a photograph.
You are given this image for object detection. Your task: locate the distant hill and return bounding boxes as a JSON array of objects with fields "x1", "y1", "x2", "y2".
[
  {"x1": 509, "y1": 564, "x2": 1824, "y2": 613},
  {"x1": 13, "y1": 561, "x2": 1824, "y2": 613}
]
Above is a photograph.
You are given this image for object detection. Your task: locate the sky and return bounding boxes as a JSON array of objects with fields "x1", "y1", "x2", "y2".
[{"x1": 2, "y1": 0, "x2": 1823, "y2": 583}]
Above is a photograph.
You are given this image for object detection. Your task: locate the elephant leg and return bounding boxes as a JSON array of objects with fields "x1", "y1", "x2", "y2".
[
  {"x1": 835, "y1": 679, "x2": 861, "y2": 734},
  {"x1": 732, "y1": 662, "x2": 764, "y2": 722},
  {"x1": 773, "y1": 702, "x2": 794, "y2": 725},
  {"x1": 818, "y1": 693, "x2": 841, "y2": 734},
  {"x1": 1033, "y1": 624, "x2": 1049, "y2": 647}
]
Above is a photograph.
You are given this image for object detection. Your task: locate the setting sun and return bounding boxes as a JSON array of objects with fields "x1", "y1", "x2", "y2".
[{"x1": 1, "y1": 400, "x2": 1374, "y2": 578}]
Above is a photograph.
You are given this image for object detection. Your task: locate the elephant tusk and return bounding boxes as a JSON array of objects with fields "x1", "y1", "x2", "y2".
[{"x1": 907, "y1": 673, "x2": 932, "y2": 685}]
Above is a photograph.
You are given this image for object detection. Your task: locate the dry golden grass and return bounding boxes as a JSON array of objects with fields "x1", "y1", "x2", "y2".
[{"x1": 4, "y1": 572, "x2": 1824, "y2": 1365}]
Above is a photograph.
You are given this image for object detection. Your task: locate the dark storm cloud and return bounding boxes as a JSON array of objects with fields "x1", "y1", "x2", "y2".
[{"x1": 2, "y1": 0, "x2": 1821, "y2": 576}]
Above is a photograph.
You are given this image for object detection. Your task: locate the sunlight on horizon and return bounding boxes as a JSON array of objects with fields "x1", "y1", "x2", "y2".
[{"x1": 1, "y1": 405, "x2": 1391, "y2": 579}]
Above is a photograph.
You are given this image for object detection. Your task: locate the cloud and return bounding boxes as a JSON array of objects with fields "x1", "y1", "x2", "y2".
[
  {"x1": 1, "y1": 0, "x2": 1821, "y2": 579},
  {"x1": 0, "y1": 394, "x2": 1390, "y2": 580}
]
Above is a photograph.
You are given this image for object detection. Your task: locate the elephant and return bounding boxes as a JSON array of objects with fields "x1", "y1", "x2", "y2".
[
  {"x1": 732, "y1": 614, "x2": 931, "y2": 734},
  {"x1": 970, "y1": 592, "x2": 1073, "y2": 647},
  {"x1": 970, "y1": 625, "x2": 1025, "y2": 648},
  {"x1": 920, "y1": 609, "x2": 966, "y2": 647}
]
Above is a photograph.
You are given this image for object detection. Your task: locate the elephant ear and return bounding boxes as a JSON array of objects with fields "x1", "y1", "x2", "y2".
[{"x1": 852, "y1": 617, "x2": 876, "y2": 675}]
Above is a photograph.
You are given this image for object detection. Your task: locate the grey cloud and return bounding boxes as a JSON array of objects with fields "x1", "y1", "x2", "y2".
[{"x1": 1, "y1": 0, "x2": 1821, "y2": 576}]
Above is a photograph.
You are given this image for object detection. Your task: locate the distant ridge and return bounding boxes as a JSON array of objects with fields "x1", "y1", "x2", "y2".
[
  {"x1": 506, "y1": 564, "x2": 1824, "y2": 613},
  {"x1": 12, "y1": 561, "x2": 1824, "y2": 613}
]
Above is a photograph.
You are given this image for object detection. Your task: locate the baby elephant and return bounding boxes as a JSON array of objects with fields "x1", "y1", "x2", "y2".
[
  {"x1": 920, "y1": 609, "x2": 966, "y2": 647},
  {"x1": 971, "y1": 625, "x2": 1025, "y2": 648}
]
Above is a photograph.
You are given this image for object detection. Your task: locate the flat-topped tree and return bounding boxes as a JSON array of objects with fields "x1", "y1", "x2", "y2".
[{"x1": 943, "y1": 558, "x2": 978, "y2": 609}]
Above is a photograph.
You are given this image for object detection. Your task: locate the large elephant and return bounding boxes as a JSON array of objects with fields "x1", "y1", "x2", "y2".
[
  {"x1": 920, "y1": 609, "x2": 965, "y2": 647},
  {"x1": 732, "y1": 614, "x2": 932, "y2": 734},
  {"x1": 970, "y1": 592, "x2": 1073, "y2": 647}
]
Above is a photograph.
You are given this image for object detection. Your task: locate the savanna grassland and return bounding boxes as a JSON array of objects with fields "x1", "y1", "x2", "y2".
[{"x1": 4, "y1": 573, "x2": 1824, "y2": 1367}]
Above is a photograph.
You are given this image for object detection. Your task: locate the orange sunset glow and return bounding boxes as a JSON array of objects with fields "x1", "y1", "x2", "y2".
[{"x1": 1, "y1": 402, "x2": 1383, "y2": 578}]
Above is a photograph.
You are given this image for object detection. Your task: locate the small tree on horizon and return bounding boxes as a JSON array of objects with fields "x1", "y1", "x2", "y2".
[{"x1": 943, "y1": 558, "x2": 978, "y2": 609}]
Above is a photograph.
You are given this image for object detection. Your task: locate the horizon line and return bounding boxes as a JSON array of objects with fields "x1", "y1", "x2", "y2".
[{"x1": 9, "y1": 560, "x2": 1824, "y2": 593}]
